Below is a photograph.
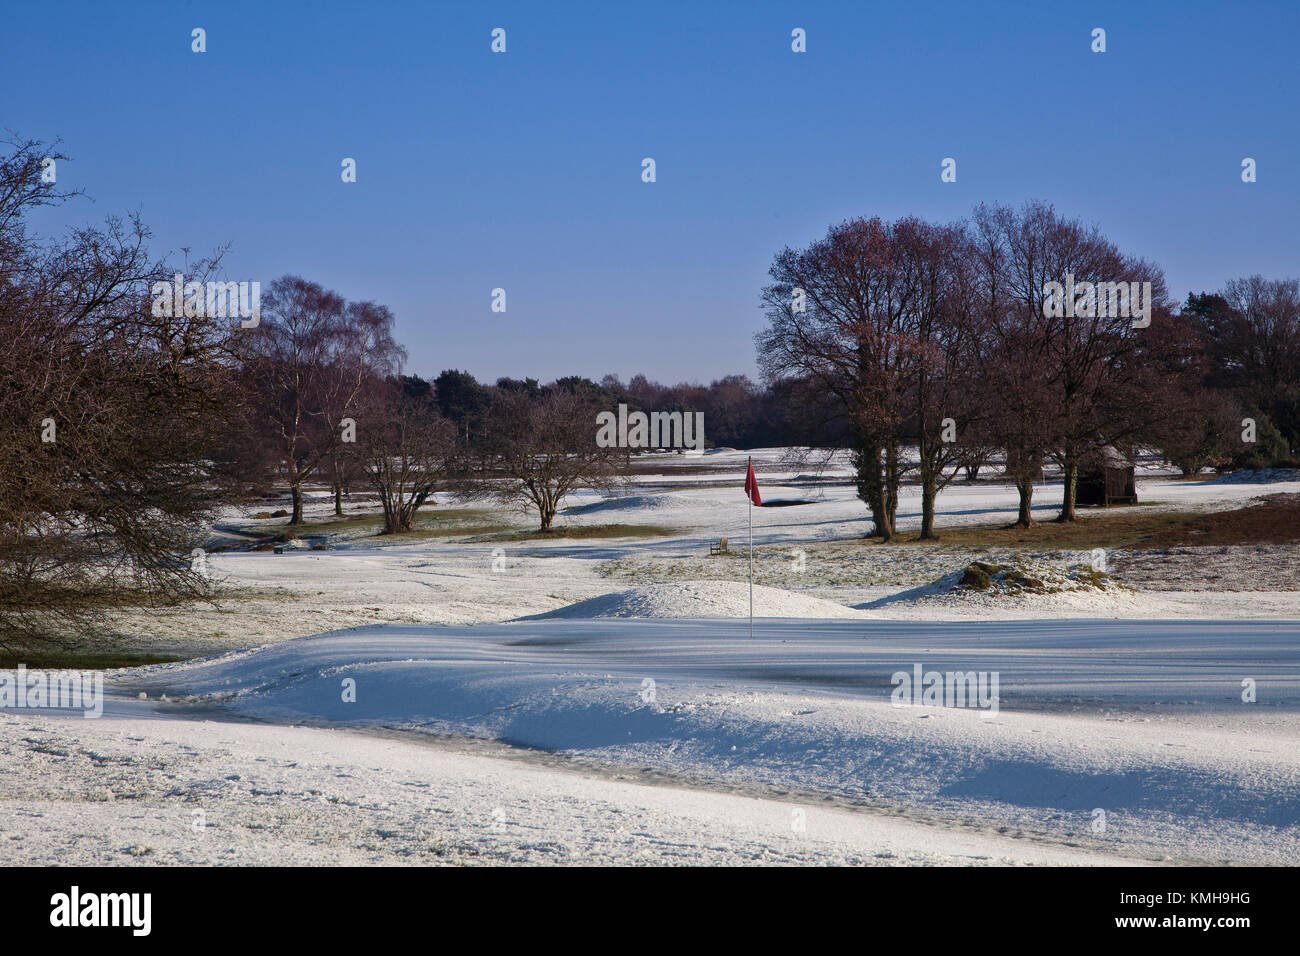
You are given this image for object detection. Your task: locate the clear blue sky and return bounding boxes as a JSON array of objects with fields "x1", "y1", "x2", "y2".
[{"x1": 4, "y1": 0, "x2": 1297, "y2": 384}]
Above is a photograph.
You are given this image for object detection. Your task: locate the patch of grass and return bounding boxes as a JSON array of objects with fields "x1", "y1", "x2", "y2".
[
  {"x1": 1002, "y1": 568, "x2": 1045, "y2": 592},
  {"x1": 895, "y1": 509, "x2": 1192, "y2": 550},
  {"x1": 0, "y1": 651, "x2": 186, "y2": 670},
  {"x1": 281, "y1": 515, "x2": 370, "y2": 535},
  {"x1": 960, "y1": 565, "x2": 993, "y2": 589},
  {"x1": 1074, "y1": 567, "x2": 1112, "y2": 588},
  {"x1": 954, "y1": 558, "x2": 1113, "y2": 595},
  {"x1": 479, "y1": 523, "x2": 680, "y2": 541},
  {"x1": 1140, "y1": 493, "x2": 1300, "y2": 547},
  {"x1": 397, "y1": 521, "x2": 516, "y2": 539},
  {"x1": 229, "y1": 508, "x2": 515, "y2": 543},
  {"x1": 912, "y1": 493, "x2": 1300, "y2": 551}
]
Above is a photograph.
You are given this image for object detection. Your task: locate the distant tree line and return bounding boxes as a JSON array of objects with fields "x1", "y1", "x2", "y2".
[{"x1": 410, "y1": 368, "x2": 800, "y2": 452}]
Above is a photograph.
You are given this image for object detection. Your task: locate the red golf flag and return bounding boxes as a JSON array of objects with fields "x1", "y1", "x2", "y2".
[{"x1": 744, "y1": 457, "x2": 762, "y2": 506}]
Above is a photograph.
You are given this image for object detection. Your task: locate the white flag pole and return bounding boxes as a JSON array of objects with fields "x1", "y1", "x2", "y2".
[{"x1": 748, "y1": 460, "x2": 754, "y2": 639}]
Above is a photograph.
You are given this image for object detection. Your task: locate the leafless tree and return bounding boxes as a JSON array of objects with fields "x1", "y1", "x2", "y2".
[
  {"x1": 759, "y1": 216, "x2": 988, "y2": 540},
  {"x1": 0, "y1": 136, "x2": 242, "y2": 648},
  {"x1": 461, "y1": 388, "x2": 621, "y2": 532},
  {"x1": 973, "y1": 201, "x2": 1168, "y2": 522},
  {"x1": 320, "y1": 301, "x2": 406, "y2": 516},
  {"x1": 900, "y1": 220, "x2": 987, "y2": 538},
  {"x1": 356, "y1": 381, "x2": 455, "y2": 534},
  {"x1": 239, "y1": 279, "x2": 403, "y2": 524},
  {"x1": 758, "y1": 217, "x2": 924, "y2": 540}
]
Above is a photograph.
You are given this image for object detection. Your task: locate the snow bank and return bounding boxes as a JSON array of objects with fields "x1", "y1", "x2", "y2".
[
  {"x1": 0, "y1": 712, "x2": 1125, "y2": 866},
  {"x1": 520, "y1": 580, "x2": 867, "y2": 619},
  {"x1": 84, "y1": 617, "x2": 1300, "y2": 865}
]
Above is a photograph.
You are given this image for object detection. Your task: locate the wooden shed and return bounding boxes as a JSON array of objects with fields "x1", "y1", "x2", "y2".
[{"x1": 1076, "y1": 445, "x2": 1137, "y2": 507}]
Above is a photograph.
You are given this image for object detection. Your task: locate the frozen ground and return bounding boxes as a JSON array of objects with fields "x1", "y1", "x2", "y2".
[
  {"x1": 8, "y1": 615, "x2": 1298, "y2": 865},
  {"x1": 0, "y1": 714, "x2": 1125, "y2": 866},
  {"x1": 98, "y1": 452, "x2": 1300, "y2": 654},
  {"x1": 3, "y1": 449, "x2": 1298, "y2": 865}
]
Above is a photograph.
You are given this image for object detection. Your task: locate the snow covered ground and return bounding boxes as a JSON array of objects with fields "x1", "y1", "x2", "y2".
[
  {"x1": 96, "y1": 456, "x2": 1300, "y2": 655},
  {"x1": 8, "y1": 614, "x2": 1297, "y2": 865},
  {"x1": 3, "y1": 450, "x2": 1298, "y2": 865},
  {"x1": 0, "y1": 713, "x2": 1126, "y2": 866}
]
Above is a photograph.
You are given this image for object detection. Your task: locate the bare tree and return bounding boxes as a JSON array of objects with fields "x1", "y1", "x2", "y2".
[
  {"x1": 900, "y1": 220, "x2": 987, "y2": 539},
  {"x1": 758, "y1": 217, "x2": 924, "y2": 540},
  {"x1": 320, "y1": 301, "x2": 406, "y2": 516},
  {"x1": 357, "y1": 381, "x2": 454, "y2": 534},
  {"x1": 240, "y1": 278, "x2": 402, "y2": 524},
  {"x1": 759, "y1": 216, "x2": 990, "y2": 540},
  {"x1": 0, "y1": 136, "x2": 241, "y2": 648},
  {"x1": 463, "y1": 388, "x2": 621, "y2": 532},
  {"x1": 973, "y1": 201, "x2": 1167, "y2": 522}
]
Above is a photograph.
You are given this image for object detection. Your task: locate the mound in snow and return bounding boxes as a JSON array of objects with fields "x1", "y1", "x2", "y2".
[
  {"x1": 860, "y1": 557, "x2": 1162, "y2": 616},
  {"x1": 523, "y1": 580, "x2": 865, "y2": 619}
]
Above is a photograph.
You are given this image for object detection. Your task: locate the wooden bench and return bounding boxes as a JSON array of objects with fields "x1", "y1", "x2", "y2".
[{"x1": 709, "y1": 537, "x2": 730, "y2": 556}]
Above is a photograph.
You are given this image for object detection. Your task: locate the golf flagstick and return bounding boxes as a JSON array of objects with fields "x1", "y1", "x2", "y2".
[{"x1": 743, "y1": 456, "x2": 761, "y2": 638}]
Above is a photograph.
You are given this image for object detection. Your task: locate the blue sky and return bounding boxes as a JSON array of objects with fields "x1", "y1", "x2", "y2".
[{"x1": 4, "y1": 0, "x2": 1297, "y2": 383}]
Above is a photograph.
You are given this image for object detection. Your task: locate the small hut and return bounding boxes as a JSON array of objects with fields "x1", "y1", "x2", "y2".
[{"x1": 1076, "y1": 444, "x2": 1137, "y2": 507}]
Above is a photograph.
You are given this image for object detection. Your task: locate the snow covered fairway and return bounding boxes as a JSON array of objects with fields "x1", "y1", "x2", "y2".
[
  {"x1": 6, "y1": 453, "x2": 1299, "y2": 866},
  {"x1": 7, "y1": 615, "x2": 1296, "y2": 866},
  {"x1": 0, "y1": 713, "x2": 1133, "y2": 866},
  {"x1": 101, "y1": 458, "x2": 1300, "y2": 656}
]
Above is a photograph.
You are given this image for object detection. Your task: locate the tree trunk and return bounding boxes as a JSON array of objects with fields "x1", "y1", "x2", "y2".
[
  {"x1": 919, "y1": 473, "x2": 938, "y2": 539},
  {"x1": 874, "y1": 490, "x2": 894, "y2": 541},
  {"x1": 289, "y1": 484, "x2": 304, "y2": 524},
  {"x1": 854, "y1": 441, "x2": 892, "y2": 541},
  {"x1": 332, "y1": 480, "x2": 343, "y2": 517},
  {"x1": 382, "y1": 503, "x2": 411, "y2": 535},
  {"x1": 1014, "y1": 475, "x2": 1035, "y2": 527},
  {"x1": 885, "y1": 442, "x2": 900, "y2": 534},
  {"x1": 1057, "y1": 460, "x2": 1078, "y2": 522},
  {"x1": 917, "y1": 426, "x2": 940, "y2": 539}
]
